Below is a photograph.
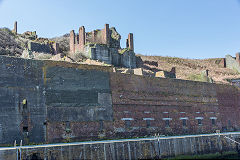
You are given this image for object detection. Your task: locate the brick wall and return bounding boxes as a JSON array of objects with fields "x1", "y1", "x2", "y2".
[
  {"x1": 226, "y1": 54, "x2": 240, "y2": 73},
  {"x1": 110, "y1": 73, "x2": 240, "y2": 137}
]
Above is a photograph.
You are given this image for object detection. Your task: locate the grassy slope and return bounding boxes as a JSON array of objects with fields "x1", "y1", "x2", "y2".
[{"x1": 138, "y1": 54, "x2": 240, "y2": 84}]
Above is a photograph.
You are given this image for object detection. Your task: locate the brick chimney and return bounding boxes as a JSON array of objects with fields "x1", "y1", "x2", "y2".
[
  {"x1": 13, "y1": 21, "x2": 17, "y2": 33},
  {"x1": 79, "y1": 26, "x2": 85, "y2": 51},
  {"x1": 128, "y1": 33, "x2": 134, "y2": 51},
  {"x1": 70, "y1": 30, "x2": 75, "y2": 53},
  {"x1": 236, "y1": 53, "x2": 240, "y2": 65}
]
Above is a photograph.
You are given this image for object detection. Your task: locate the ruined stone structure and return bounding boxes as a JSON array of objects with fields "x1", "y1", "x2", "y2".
[
  {"x1": 13, "y1": 21, "x2": 17, "y2": 34},
  {"x1": 0, "y1": 55, "x2": 239, "y2": 146},
  {"x1": 12, "y1": 21, "x2": 59, "y2": 55},
  {"x1": 155, "y1": 67, "x2": 176, "y2": 78},
  {"x1": 223, "y1": 53, "x2": 240, "y2": 73},
  {"x1": 70, "y1": 24, "x2": 136, "y2": 68}
]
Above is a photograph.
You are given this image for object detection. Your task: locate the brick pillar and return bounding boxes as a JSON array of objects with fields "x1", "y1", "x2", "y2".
[
  {"x1": 13, "y1": 21, "x2": 17, "y2": 33},
  {"x1": 79, "y1": 26, "x2": 85, "y2": 51},
  {"x1": 236, "y1": 53, "x2": 240, "y2": 65},
  {"x1": 70, "y1": 30, "x2": 75, "y2": 53},
  {"x1": 102, "y1": 24, "x2": 110, "y2": 45},
  {"x1": 53, "y1": 43, "x2": 59, "y2": 55},
  {"x1": 128, "y1": 33, "x2": 134, "y2": 51}
]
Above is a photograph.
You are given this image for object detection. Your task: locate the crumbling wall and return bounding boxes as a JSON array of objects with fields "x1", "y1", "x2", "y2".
[
  {"x1": 28, "y1": 42, "x2": 51, "y2": 53},
  {"x1": 226, "y1": 55, "x2": 240, "y2": 73},
  {"x1": 69, "y1": 24, "x2": 136, "y2": 68},
  {"x1": 121, "y1": 50, "x2": 136, "y2": 68},
  {"x1": 91, "y1": 44, "x2": 112, "y2": 64}
]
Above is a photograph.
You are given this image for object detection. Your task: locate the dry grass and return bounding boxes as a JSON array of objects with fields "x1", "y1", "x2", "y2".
[
  {"x1": 50, "y1": 34, "x2": 70, "y2": 55},
  {"x1": 0, "y1": 28, "x2": 24, "y2": 56},
  {"x1": 138, "y1": 54, "x2": 240, "y2": 84}
]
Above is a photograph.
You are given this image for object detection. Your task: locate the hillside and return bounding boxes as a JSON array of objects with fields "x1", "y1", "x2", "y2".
[
  {"x1": 0, "y1": 28, "x2": 24, "y2": 56},
  {"x1": 137, "y1": 55, "x2": 240, "y2": 84}
]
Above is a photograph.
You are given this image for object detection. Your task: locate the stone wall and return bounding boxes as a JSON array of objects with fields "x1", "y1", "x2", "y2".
[
  {"x1": 91, "y1": 44, "x2": 112, "y2": 64},
  {"x1": 28, "y1": 42, "x2": 51, "y2": 53},
  {"x1": 0, "y1": 132, "x2": 239, "y2": 159},
  {"x1": 121, "y1": 50, "x2": 136, "y2": 68},
  {"x1": 84, "y1": 44, "x2": 136, "y2": 68},
  {"x1": 226, "y1": 54, "x2": 240, "y2": 73}
]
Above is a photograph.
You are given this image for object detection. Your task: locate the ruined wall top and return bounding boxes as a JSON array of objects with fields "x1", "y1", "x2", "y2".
[
  {"x1": 70, "y1": 24, "x2": 126, "y2": 54},
  {"x1": 83, "y1": 24, "x2": 121, "y2": 48}
]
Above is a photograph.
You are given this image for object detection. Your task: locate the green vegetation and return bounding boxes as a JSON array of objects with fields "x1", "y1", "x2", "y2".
[
  {"x1": 187, "y1": 74, "x2": 213, "y2": 83},
  {"x1": 119, "y1": 48, "x2": 131, "y2": 54},
  {"x1": 233, "y1": 67, "x2": 240, "y2": 74},
  {"x1": 167, "y1": 151, "x2": 239, "y2": 159}
]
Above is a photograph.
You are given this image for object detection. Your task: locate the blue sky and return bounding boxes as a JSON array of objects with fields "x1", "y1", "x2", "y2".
[{"x1": 0, "y1": 0, "x2": 240, "y2": 59}]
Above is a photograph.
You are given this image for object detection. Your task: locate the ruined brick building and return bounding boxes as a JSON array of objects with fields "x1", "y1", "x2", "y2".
[{"x1": 69, "y1": 24, "x2": 136, "y2": 68}]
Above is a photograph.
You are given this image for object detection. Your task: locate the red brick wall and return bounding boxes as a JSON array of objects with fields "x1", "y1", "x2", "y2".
[
  {"x1": 110, "y1": 73, "x2": 240, "y2": 137},
  {"x1": 216, "y1": 85, "x2": 240, "y2": 131}
]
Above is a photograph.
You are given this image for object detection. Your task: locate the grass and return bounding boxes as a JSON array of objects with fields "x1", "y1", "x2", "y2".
[
  {"x1": 187, "y1": 74, "x2": 212, "y2": 83},
  {"x1": 167, "y1": 151, "x2": 239, "y2": 159}
]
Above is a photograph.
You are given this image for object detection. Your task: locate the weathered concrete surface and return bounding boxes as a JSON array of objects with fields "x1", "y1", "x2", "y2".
[
  {"x1": 44, "y1": 61, "x2": 113, "y2": 142},
  {"x1": 0, "y1": 132, "x2": 239, "y2": 160},
  {"x1": 28, "y1": 42, "x2": 51, "y2": 53},
  {"x1": 0, "y1": 55, "x2": 113, "y2": 145},
  {"x1": 226, "y1": 54, "x2": 240, "y2": 73},
  {"x1": 0, "y1": 56, "x2": 46, "y2": 145}
]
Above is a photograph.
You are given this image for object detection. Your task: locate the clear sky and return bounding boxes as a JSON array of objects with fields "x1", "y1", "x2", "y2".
[{"x1": 0, "y1": 0, "x2": 240, "y2": 59}]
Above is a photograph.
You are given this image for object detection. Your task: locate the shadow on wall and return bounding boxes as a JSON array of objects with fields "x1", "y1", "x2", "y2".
[{"x1": 30, "y1": 153, "x2": 42, "y2": 160}]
